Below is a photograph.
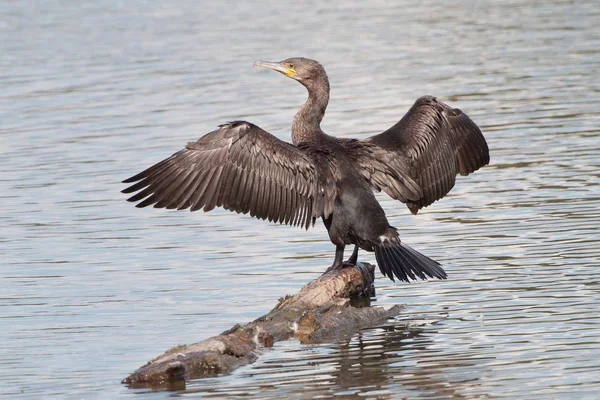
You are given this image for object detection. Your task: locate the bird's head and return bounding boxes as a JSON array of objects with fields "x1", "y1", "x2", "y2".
[{"x1": 254, "y1": 57, "x2": 328, "y2": 86}]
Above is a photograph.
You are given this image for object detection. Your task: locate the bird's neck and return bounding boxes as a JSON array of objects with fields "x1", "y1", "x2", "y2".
[{"x1": 292, "y1": 81, "x2": 330, "y2": 144}]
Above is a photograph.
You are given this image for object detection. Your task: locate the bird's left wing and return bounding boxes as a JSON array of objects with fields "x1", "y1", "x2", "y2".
[{"x1": 122, "y1": 121, "x2": 324, "y2": 229}]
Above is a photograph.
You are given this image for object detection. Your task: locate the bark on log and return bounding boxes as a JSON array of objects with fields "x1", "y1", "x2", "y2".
[{"x1": 123, "y1": 263, "x2": 403, "y2": 388}]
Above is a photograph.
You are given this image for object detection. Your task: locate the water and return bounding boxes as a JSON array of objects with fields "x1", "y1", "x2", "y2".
[{"x1": 2, "y1": 0, "x2": 599, "y2": 398}]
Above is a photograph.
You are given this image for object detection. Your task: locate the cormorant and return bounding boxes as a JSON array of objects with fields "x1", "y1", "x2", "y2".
[{"x1": 122, "y1": 57, "x2": 489, "y2": 283}]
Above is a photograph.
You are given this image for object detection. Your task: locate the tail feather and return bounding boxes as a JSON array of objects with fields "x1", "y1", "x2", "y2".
[
  {"x1": 384, "y1": 246, "x2": 408, "y2": 282},
  {"x1": 374, "y1": 243, "x2": 447, "y2": 283},
  {"x1": 374, "y1": 246, "x2": 395, "y2": 282},
  {"x1": 389, "y1": 246, "x2": 418, "y2": 280}
]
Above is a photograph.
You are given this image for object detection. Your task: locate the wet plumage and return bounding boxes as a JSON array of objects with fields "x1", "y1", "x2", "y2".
[{"x1": 122, "y1": 57, "x2": 489, "y2": 283}]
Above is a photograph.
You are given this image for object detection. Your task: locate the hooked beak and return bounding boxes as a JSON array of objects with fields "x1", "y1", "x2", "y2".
[{"x1": 253, "y1": 60, "x2": 296, "y2": 79}]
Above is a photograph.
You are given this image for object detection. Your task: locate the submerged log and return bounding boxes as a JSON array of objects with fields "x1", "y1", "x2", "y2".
[{"x1": 123, "y1": 263, "x2": 403, "y2": 388}]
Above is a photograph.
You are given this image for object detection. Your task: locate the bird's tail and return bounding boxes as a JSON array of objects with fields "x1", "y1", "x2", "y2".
[{"x1": 374, "y1": 242, "x2": 447, "y2": 283}]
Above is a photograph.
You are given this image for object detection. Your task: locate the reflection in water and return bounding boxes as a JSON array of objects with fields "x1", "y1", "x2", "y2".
[{"x1": 189, "y1": 318, "x2": 491, "y2": 399}]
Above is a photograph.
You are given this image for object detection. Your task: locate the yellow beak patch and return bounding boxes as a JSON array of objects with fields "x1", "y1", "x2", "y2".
[{"x1": 283, "y1": 67, "x2": 296, "y2": 78}]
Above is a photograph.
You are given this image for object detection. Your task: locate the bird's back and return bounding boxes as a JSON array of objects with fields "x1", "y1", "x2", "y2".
[{"x1": 296, "y1": 135, "x2": 392, "y2": 247}]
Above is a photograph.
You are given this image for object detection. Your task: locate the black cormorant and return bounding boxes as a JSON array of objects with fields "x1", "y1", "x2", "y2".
[{"x1": 122, "y1": 57, "x2": 489, "y2": 283}]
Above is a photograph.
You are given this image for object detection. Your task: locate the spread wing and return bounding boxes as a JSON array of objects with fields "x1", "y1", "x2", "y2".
[
  {"x1": 339, "y1": 138, "x2": 422, "y2": 203},
  {"x1": 365, "y1": 96, "x2": 489, "y2": 214},
  {"x1": 122, "y1": 121, "x2": 326, "y2": 229}
]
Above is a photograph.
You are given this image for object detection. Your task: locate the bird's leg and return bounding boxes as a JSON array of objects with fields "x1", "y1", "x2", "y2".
[
  {"x1": 345, "y1": 244, "x2": 359, "y2": 265},
  {"x1": 326, "y1": 245, "x2": 346, "y2": 271}
]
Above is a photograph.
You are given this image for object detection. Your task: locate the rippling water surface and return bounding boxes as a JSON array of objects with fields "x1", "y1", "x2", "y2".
[{"x1": 2, "y1": 1, "x2": 600, "y2": 398}]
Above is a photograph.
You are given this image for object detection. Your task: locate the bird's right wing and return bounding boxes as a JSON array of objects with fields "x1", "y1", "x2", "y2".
[
  {"x1": 365, "y1": 96, "x2": 489, "y2": 214},
  {"x1": 339, "y1": 138, "x2": 423, "y2": 203},
  {"x1": 122, "y1": 121, "x2": 326, "y2": 229}
]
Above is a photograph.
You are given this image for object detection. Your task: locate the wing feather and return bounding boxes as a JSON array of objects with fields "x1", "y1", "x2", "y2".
[
  {"x1": 175, "y1": 170, "x2": 200, "y2": 210},
  {"x1": 122, "y1": 121, "x2": 326, "y2": 228},
  {"x1": 340, "y1": 139, "x2": 421, "y2": 203},
  {"x1": 366, "y1": 96, "x2": 489, "y2": 213},
  {"x1": 157, "y1": 169, "x2": 192, "y2": 209}
]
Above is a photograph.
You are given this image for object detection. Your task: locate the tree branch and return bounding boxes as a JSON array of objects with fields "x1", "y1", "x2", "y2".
[{"x1": 123, "y1": 263, "x2": 402, "y2": 388}]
